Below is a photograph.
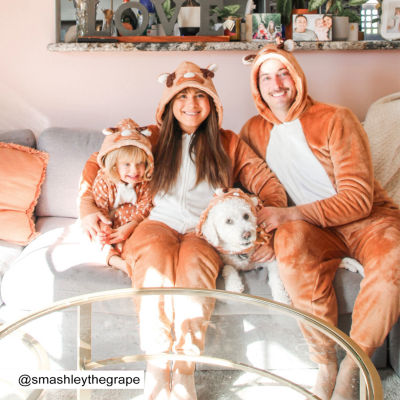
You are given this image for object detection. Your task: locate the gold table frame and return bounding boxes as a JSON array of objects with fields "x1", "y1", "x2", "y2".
[{"x1": 0, "y1": 288, "x2": 384, "y2": 400}]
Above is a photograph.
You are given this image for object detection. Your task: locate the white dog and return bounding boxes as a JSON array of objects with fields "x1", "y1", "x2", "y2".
[
  {"x1": 197, "y1": 188, "x2": 291, "y2": 304},
  {"x1": 197, "y1": 188, "x2": 365, "y2": 305}
]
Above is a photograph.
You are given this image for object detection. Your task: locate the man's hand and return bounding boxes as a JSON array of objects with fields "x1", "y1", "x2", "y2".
[
  {"x1": 80, "y1": 212, "x2": 112, "y2": 241},
  {"x1": 251, "y1": 242, "x2": 275, "y2": 263},
  {"x1": 257, "y1": 206, "x2": 303, "y2": 232}
]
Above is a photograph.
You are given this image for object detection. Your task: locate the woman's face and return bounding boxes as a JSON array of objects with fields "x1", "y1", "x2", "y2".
[{"x1": 172, "y1": 88, "x2": 211, "y2": 134}]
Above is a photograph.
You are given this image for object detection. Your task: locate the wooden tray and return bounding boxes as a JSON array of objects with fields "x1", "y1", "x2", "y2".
[{"x1": 79, "y1": 35, "x2": 230, "y2": 43}]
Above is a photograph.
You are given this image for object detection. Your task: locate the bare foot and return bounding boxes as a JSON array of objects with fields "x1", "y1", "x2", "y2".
[
  {"x1": 108, "y1": 255, "x2": 128, "y2": 273},
  {"x1": 311, "y1": 361, "x2": 338, "y2": 400},
  {"x1": 331, "y1": 355, "x2": 359, "y2": 400},
  {"x1": 144, "y1": 361, "x2": 171, "y2": 400},
  {"x1": 170, "y1": 372, "x2": 197, "y2": 400}
]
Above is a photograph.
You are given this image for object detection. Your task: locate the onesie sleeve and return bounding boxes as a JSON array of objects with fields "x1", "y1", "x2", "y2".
[
  {"x1": 297, "y1": 108, "x2": 374, "y2": 227},
  {"x1": 223, "y1": 130, "x2": 287, "y2": 208},
  {"x1": 78, "y1": 152, "x2": 102, "y2": 219},
  {"x1": 92, "y1": 172, "x2": 113, "y2": 217}
]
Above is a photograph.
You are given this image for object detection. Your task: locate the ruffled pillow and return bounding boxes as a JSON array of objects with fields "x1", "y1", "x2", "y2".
[{"x1": 0, "y1": 142, "x2": 48, "y2": 245}]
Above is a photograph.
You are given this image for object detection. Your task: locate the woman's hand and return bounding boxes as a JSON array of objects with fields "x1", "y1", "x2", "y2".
[
  {"x1": 80, "y1": 212, "x2": 112, "y2": 241},
  {"x1": 104, "y1": 221, "x2": 137, "y2": 245},
  {"x1": 257, "y1": 206, "x2": 303, "y2": 232}
]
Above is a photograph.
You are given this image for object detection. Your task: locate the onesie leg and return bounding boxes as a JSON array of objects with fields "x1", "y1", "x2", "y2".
[
  {"x1": 274, "y1": 220, "x2": 348, "y2": 399},
  {"x1": 348, "y1": 221, "x2": 400, "y2": 353},
  {"x1": 274, "y1": 220, "x2": 347, "y2": 363},
  {"x1": 123, "y1": 220, "x2": 178, "y2": 398}
]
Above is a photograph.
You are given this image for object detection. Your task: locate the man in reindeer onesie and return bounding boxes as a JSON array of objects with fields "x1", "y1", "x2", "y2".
[{"x1": 240, "y1": 43, "x2": 400, "y2": 399}]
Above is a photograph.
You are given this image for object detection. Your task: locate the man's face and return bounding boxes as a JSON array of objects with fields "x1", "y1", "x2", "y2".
[
  {"x1": 295, "y1": 16, "x2": 307, "y2": 33},
  {"x1": 259, "y1": 59, "x2": 297, "y2": 119}
]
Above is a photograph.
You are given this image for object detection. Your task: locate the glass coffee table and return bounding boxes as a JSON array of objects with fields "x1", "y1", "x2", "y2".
[{"x1": 0, "y1": 288, "x2": 383, "y2": 399}]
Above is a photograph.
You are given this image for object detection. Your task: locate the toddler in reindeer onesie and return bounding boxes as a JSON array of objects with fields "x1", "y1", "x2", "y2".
[
  {"x1": 240, "y1": 43, "x2": 400, "y2": 399},
  {"x1": 93, "y1": 120, "x2": 153, "y2": 274}
]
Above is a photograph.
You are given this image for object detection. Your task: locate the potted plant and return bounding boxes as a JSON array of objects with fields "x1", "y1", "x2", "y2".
[
  {"x1": 211, "y1": 4, "x2": 242, "y2": 39},
  {"x1": 308, "y1": 0, "x2": 368, "y2": 40}
]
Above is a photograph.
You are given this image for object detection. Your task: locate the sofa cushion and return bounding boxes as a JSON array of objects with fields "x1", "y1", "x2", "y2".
[
  {"x1": 0, "y1": 217, "x2": 131, "y2": 310},
  {"x1": 35, "y1": 128, "x2": 104, "y2": 218},
  {"x1": 0, "y1": 143, "x2": 48, "y2": 245},
  {"x1": 1, "y1": 215, "x2": 363, "y2": 318},
  {"x1": 0, "y1": 129, "x2": 36, "y2": 148}
]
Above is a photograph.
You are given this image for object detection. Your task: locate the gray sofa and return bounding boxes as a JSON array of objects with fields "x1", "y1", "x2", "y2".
[{"x1": 0, "y1": 127, "x2": 399, "y2": 377}]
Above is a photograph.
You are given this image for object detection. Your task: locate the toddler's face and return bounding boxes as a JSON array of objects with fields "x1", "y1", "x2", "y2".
[{"x1": 117, "y1": 159, "x2": 146, "y2": 184}]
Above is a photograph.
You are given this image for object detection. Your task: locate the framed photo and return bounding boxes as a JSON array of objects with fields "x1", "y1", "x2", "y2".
[
  {"x1": 292, "y1": 14, "x2": 332, "y2": 42},
  {"x1": 380, "y1": 0, "x2": 400, "y2": 40},
  {"x1": 246, "y1": 13, "x2": 282, "y2": 42}
]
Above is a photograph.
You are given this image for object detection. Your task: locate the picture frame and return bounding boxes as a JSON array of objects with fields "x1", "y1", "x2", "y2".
[
  {"x1": 380, "y1": 0, "x2": 400, "y2": 40},
  {"x1": 292, "y1": 14, "x2": 332, "y2": 42},
  {"x1": 246, "y1": 13, "x2": 282, "y2": 42}
]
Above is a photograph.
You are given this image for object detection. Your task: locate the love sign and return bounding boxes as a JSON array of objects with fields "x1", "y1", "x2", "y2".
[{"x1": 83, "y1": 0, "x2": 246, "y2": 36}]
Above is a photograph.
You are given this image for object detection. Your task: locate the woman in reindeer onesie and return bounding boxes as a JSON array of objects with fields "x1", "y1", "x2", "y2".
[
  {"x1": 79, "y1": 61, "x2": 286, "y2": 400},
  {"x1": 240, "y1": 43, "x2": 400, "y2": 400}
]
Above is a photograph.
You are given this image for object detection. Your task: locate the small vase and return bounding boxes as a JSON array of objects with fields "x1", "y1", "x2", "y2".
[
  {"x1": 348, "y1": 22, "x2": 359, "y2": 41},
  {"x1": 73, "y1": 0, "x2": 90, "y2": 38},
  {"x1": 332, "y1": 16, "x2": 349, "y2": 41}
]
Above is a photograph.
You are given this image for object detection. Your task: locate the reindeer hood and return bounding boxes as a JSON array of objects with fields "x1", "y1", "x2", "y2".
[
  {"x1": 196, "y1": 188, "x2": 271, "y2": 254},
  {"x1": 97, "y1": 119, "x2": 154, "y2": 180},
  {"x1": 249, "y1": 44, "x2": 311, "y2": 124},
  {"x1": 156, "y1": 61, "x2": 223, "y2": 128}
]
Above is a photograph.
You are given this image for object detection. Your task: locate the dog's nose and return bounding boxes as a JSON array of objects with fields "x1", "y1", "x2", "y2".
[{"x1": 242, "y1": 231, "x2": 251, "y2": 240}]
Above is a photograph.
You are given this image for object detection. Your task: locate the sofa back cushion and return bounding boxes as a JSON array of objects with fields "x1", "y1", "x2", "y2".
[
  {"x1": 364, "y1": 92, "x2": 400, "y2": 206},
  {"x1": 36, "y1": 127, "x2": 104, "y2": 218},
  {"x1": 0, "y1": 129, "x2": 36, "y2": 148}
]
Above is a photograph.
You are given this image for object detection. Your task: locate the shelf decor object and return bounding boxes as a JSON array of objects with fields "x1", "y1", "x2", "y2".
[
  {"x1": 380, "y1": 0, "x2": 400, "y2": 40},
  {"x1": 57, "y1": 0, "x2": 248, "y2": 42}
]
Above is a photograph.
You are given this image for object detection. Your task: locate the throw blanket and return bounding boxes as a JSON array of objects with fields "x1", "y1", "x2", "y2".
[{"x1": 363, "y1": 92, "x2": 400, "y2": 206}]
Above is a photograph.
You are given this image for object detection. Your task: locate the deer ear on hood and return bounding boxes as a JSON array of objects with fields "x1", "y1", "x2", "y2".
[{"x1": 242, "y1": 54, "x2": 257, "y2": 65}]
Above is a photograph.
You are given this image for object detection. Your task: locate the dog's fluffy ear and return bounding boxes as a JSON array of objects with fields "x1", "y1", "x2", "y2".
[{"x1": 201, "y1": 215, "x2": 220, "y2": 247}]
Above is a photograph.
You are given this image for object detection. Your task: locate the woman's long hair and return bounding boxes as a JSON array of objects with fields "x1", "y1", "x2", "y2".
[{"x1": 150, "y1": 92, "x2": 231, "y2": 196}]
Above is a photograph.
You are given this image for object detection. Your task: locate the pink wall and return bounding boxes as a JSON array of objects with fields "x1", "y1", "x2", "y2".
[{"x1": 1, "y1": 1, "x2": 400, "y2": 136}]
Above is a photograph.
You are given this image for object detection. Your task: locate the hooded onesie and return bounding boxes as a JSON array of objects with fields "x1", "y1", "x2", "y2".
[
  {"x1": 92, "y1": 122, "x2": 154, "y2": 264},
  {"x1": 79, "y1": 61, "x2": 287, "y2": 374},
  {"x1": 240, "y1": 44, "x2": 400, "y2": 363}
]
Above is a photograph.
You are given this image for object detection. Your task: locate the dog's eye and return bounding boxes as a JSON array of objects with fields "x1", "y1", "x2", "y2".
[
  {"x1": 225, "y1": 218, "x2": 233, "y2": 225},
  {"x1": 243, "y1": 213, "x2": 249, "y2": 220}
]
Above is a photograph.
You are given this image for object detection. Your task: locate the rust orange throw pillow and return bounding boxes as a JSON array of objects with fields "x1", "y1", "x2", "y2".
[{"x1": 0, "y1": 143, "x2": 48, "y2": 245}]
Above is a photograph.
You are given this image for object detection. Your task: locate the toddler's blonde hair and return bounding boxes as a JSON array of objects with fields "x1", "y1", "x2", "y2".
[{"x1": 103, "y1": 145, "x2": 152, "y2": 184}]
